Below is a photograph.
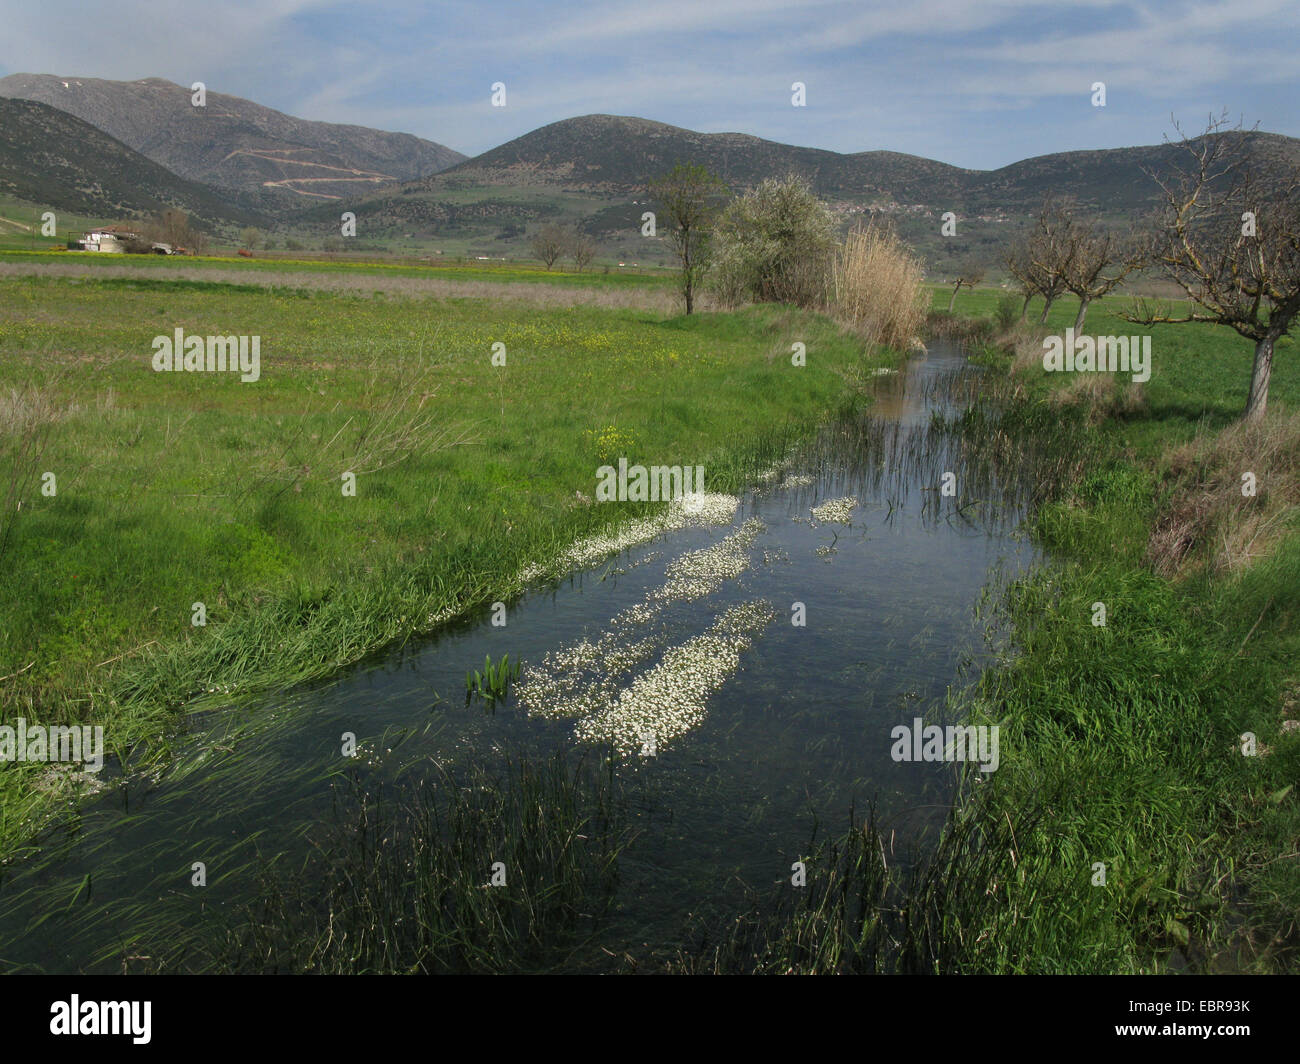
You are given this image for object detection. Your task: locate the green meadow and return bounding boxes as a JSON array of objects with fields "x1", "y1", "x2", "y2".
[
  {"x1": 0, "y1": 266, "x2": 880, "y2": 855},
  {"x1": 1, "y1": 258, "x2": 1296, "y2": 973},
  {"x1": 0, "y1": 246, "x2": 677, "y2": 286}
]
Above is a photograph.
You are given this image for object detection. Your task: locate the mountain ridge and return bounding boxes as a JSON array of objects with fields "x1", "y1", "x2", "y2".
[
  {"x1": 0, "y1": 96, "x2": 266, "y2": 227},
  {"x1": 0, "y1": 73, "x2": 466, "y2": 208}
]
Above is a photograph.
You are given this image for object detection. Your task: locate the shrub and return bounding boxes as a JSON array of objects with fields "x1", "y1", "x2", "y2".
[
  {"x1": 710, "y1": 175, "x2": 836, "y2": 309},
  {"x1": 994, "y1": 294, "x2": 1020, "y2": 331}
]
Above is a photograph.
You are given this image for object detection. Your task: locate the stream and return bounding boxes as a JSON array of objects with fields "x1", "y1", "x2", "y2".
[{"x1": 0, "y1": 340, "x2": 1039, "y2": 972}]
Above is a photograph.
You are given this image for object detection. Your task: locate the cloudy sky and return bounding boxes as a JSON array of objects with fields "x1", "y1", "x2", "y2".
[{"x1": 1, "y1": 0, "x2": 1295, "y2": 169}]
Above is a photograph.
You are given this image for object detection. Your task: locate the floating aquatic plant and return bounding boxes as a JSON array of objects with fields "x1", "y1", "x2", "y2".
[
  {"x1": 518, "y1": 491, "x2": 740, "y2": 583},
  {"x1": 466, "y1": 653, "x2": 521, "y2": 703},
  {"x1": 810, "y1": 496, "x2": 858, "y2": 525},
  {"x1": 574, "y1": 600, "x2": 776, "y2": 758}
]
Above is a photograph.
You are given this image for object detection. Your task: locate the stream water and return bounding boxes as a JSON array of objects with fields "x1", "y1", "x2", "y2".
[{"x1": 0, "y1": 340, "x2": 1038, "y2": 972}]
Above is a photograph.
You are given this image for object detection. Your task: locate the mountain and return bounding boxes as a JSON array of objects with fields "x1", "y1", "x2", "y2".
[
  {"x1": 0, "y1": 74, "x2": 465, "y2": 208},
  {"x1": 431, "y1": 114, "x2": 972, "y2": 200},
  {"x1": 0, "y1": 96, "x2": 264, "y2": 226},
  {"x1": 322, "y1": 114, "x2": 1300, "y2": 265},
  {"x1": 425, "y1": 114, "x2": 1300, "y2": 212}
]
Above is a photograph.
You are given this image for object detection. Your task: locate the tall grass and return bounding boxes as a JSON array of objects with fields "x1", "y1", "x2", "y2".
[
  {"x1": 1147, "y1": 409, "x2": 1300, "y2": 577},
  {"x1": 0, "y1": 376, "x2": 67, "y2": 565},
  {"x1": 832, "y1": 222, "x2": 928, "y2": 350}
]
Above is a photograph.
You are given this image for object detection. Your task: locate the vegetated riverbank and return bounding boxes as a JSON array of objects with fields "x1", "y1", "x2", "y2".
[
  {"x1": 0, "y1": 270, "x2": 894, "y2": 860},
  {"x1": 0, "y1": 338, "x2": 1013, "y2": 975},
  {"x1": 683, "y1": 290, "x2": 1298, "y2": 974}
]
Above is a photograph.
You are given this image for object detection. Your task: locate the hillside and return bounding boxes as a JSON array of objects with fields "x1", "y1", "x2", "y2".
[
  {"x1": 0, "y1": 97, "x2": 265, "y2": 227},
  {"x1": 0, "y1": 74, "x2": 466, "y2": 208},
  {"x1": 317, "y1": 115, "x2": 1300, "y2": 268},
  {"x1": 413, "y1": 114, "x2": 1300, "y2": 212},
  {"x1": 412, "y1": 115, "x2": 971, "y2": 204}
]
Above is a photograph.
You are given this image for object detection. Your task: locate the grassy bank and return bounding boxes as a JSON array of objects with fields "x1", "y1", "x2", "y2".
[
  {"x1": 697, "y1": 288, "x2": 1299, "y2": 973},
  {"x1": 0, "y1": 269, "x2": 884, "y2": 859}
]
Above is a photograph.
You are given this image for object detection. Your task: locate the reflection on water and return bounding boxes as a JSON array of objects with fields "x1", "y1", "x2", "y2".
[{"x1": 0, "y1": 342, "x2": 1038, "y2": 972}]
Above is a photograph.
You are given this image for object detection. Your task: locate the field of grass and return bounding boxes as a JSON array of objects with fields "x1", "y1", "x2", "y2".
[
  {"x1": 0, "y1": 198, "x2": 105, "y2": 253},
  {"x1": 968, "y1": 292, "x2": 1300, "y2": 973},
  {"x1": 2, "y1": 264, "x2": 1296, "y2": 973},
  {"x1": 0, "y1": 247, "x2": 675, "y2": 286},
  {"x1": 0, "y1": 267, "x2": 883, "y2": 857}
]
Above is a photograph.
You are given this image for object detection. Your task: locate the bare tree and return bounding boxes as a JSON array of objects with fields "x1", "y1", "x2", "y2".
[
  {"x1": 141, "y1": 208, "x2": 205, "y2": 253},
  {"x1": 568, "y1": 230, "x2": 597, "y2": 272},
  {"x1": 1003, "y1": 241, "x2": 1039, "y2": 321},
  {"x1": 649, "y1": 163, "x2": 728, "y2": 314},
  {"x1": 1124, "y1": 114, "x2": 1300, "y2": 421},
  {"x1": 529, "y1": 223, "x2": 567, "y2": 270},
  {"x1": 1027, "y1": 198, "x2": 1077, "y2": 323},
  {"x1": 1062, "y1": 218, "x2": 1145, "y2": 331},
  {"x1": 946, "y1": 263, "x2": 984, "y2": 312}
]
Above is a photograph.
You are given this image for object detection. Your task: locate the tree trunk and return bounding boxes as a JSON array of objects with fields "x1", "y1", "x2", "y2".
[
  {"x1": 947, "y1": 284, "x2": 959, "y2": 313},
  {"x1": 1019, "y1": 293, "x2": 1032, "y2": 322},
  {"x1": 1038, "y1": 297, "x2": 1055, "y2": 324},
  {"x1": 1243, "y1": 335, "x2": 1274, "y2": 421},
  {"x1": 1073, "y1": 297, "x2": 1091, "y2": 333}
]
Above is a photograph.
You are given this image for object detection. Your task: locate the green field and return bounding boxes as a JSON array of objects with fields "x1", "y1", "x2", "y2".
[
  {"x1": 906, "y1": 288, "x2": 1300, "y2": 972},
  {"x1": 0, "y1": 262, "x2": 882, "y2": 855},
  {"x1": 0, "y1": 246, "x2": 677, "y2": 285},
  {"x1": 2, "y1": 257, "x2": 1297, "y2": 972}
]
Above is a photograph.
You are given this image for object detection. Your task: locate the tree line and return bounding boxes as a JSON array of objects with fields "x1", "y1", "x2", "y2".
[{"x1": 641, "y1": 113, "x2": 1299, "y2": 424}]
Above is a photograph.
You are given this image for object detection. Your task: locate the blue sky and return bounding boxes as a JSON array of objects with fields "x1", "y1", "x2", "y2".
[{"x1": 1, "y1": 0, "x2": 1296, "y2": 169}]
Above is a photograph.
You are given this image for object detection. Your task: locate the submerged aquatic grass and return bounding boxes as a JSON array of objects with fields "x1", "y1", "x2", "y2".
[{"x1": 208, "y1": 751, "x2": 633, "y2": 974}]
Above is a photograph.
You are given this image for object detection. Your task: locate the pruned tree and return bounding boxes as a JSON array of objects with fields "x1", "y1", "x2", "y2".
[
  {"x1": 1062, "y1": 218, "x2": 1145, "y2": 331},
  {"x1": 1124, "y1": 113, "x2": 1300, "y2": 422},
  {"x1": 568, "y1": 231, "x2": 597, "y2": 272},
  {"x1": 1002, "y1": 241, "x2": 1039, "y2": 321},
  {"x1": 946, "y1": 263, "x2": 984, "y2": 312},
  {"x1": 529, "y1": 223, "x2": 567, "y2": 270},
  {"x1": 1026, "y1": 198, "x2": 1077, "y2": 322},
  {"x1": 649, "y1": 163, "x2": 728, "y2": 314}
]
